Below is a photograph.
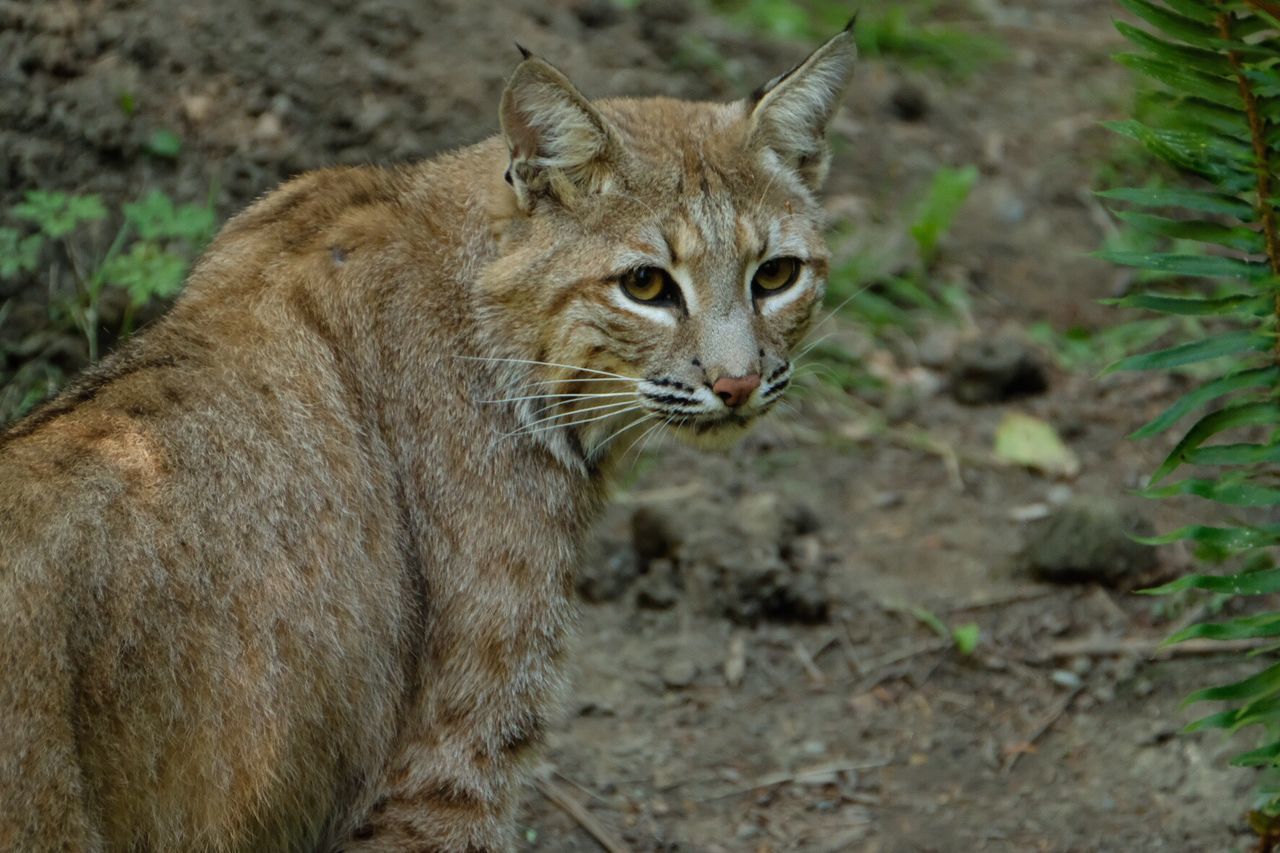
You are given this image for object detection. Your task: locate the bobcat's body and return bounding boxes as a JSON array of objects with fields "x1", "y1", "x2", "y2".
[{"x1": 0, "y1": 30, "x2": 855, "y2": 852}]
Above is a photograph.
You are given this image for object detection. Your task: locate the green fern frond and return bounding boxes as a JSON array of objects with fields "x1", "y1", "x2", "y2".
[{"x1": 1104, "y1": 0, "x2": 1280, "y2": 823}]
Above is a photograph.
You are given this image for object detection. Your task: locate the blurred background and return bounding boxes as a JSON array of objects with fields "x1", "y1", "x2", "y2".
[{"x1": 0, "y1": 1, "x2": 1260, "y2": 850}]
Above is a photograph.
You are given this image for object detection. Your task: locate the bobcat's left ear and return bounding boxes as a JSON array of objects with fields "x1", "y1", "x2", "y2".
[
  {"x1": 500, "y1": 52, "x2": 620, "y2": 211},
  {"x1": 747, "y1": 22, "x2": 857, "y2": 192}
]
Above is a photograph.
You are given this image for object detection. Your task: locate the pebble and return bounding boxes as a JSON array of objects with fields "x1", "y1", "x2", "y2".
[
  {"x1": 660, "y1": 659, "x2": 697, "y2": 689},
  {"x1": 1020, "y1": 497, "x2": 1158, "y2": 588},
  {"x1": 1050, "y1": 669, "x2": 1082, "y2": 689}
]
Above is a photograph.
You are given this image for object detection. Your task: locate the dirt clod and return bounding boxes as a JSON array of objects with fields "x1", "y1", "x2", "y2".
[
  {"x1": 890, "y1": 82, "x2": 929, "y2": 122},
  {"x1": 634, "y1": 558, "x2": 681, "y2": 610},
  {"x1": 626, "y1": 493, "x2": 831, "y2": 624},
  {"x1": 949, "y1": 332, "x2": 1049, "y2": 405},
  {"x1": 1019, "y1": 497, "x2": 1157, "y2": 588}
]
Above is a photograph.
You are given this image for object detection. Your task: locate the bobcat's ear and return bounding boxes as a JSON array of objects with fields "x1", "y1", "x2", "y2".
[
  {"x1": 747, "y1": 23, "x2": 857, "y2": 193},
  {"x1": 500, "y1": 54, "x2": 619, "y2": 210}
]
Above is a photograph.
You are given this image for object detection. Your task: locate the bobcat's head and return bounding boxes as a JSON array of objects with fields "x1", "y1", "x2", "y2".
[{"x1": 481, "y1": 25, "x2": 855, "y2": 471}]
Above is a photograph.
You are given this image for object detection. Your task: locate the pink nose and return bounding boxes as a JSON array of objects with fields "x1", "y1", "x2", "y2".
[{"x1": 711, "y1": 374, "x2": 761, "y2": 408}]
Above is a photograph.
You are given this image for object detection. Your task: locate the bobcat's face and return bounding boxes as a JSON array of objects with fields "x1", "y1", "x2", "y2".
[
  {"x1": 488, "y1": 27, "x2": 854, "y2": 466},
  {"x1": 541, "y1": 108, "x2": 828, "y2": 449}
]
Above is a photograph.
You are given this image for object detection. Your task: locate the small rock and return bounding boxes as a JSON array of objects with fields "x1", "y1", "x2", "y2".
[
  {"x1": 1008, "y1": 503, "x2": 1052, "y2": 522},
  {"x1": 181, "y1": 93, "x2": 214, "y2": 124},
  {"x1": 871, "y1": 491, "x2": 904, "y2": 509},
  {"x1": 253, "y1": 111, "x2": 284, "y2": 142},
  {"x1": 1020, "y1": 497, "x2": 1158, "y2": 588},
  {"x1": 1050, "y1": 669, "x2": 1081, "y2": 689},
  {"x1": 660, "y1": 659, "x2": 697, "y2": 689},
  {"x1": 783, "y1": 534, "x2": 824, "y2": 573},
  {"x1": 948, "y1": 333, "x2": 1049, "y2": 405},
  {"x1": 1046, "y1": 484, "x2": 1074, "y2": 505}
]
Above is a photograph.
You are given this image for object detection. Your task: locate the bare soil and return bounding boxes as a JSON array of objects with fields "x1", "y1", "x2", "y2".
[{"x1": 1, "y1": 1, "x2": 1262, "y2": 850}]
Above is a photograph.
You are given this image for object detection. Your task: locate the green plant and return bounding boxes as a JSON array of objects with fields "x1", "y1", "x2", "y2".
[
  {"x1": 0, "y1": 189, "x2": 216, "y2": 421},
  {"x1": 827, "y1": 164, "x2": 977, "y2": 333},
  {"x1": 907, "y1": 605, "x2": 981, "y2": 655},
  {"x1": 910, "y1": 163, "x2": 978, "y2": 264},
  {"x1": 706, "y1": 0, "x2": 1005, "y2": 76},
  {"x1": 1099, "y1": 0, "x2": 1280, "y2": 831}
]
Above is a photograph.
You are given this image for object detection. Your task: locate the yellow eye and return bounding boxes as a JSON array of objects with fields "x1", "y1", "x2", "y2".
[
  {"x1": 752, "y1": 257, "x2": 802, "y2": 295},
  {"x1": 620, "y1": 267, "x2": 676, "y2": 303}
]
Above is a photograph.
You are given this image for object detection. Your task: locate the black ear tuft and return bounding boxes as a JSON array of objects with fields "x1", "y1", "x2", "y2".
[
  {"x1": 515, "y1": 42, "x2": 533, "y2": 60},
  {"x1": 844, "y1": 13, "x2": 858, "y2": 33}
]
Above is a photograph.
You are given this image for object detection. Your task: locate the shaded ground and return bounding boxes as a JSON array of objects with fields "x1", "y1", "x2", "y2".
[{"x1": 0, "y1": 0, "x2": 1263, "y2": 850}]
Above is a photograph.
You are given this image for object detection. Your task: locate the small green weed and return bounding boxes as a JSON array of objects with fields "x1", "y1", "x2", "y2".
[
  {"x1": 707, "y1": 0, "x2": 1005, "y2": 77},
  {"x1": 906, "y1": 604, "x2": 981, "y2": 655},
  {"x1": 827, "y1": 164, "x2": 978, "y2": 334},
  {"x1": 0, "y1": 188, "x2": 216, "y2": 421}
]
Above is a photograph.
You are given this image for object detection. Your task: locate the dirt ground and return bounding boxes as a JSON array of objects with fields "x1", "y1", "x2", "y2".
[{"x1": 1, "y1": 0, "x2": 1266, "y2": 850}]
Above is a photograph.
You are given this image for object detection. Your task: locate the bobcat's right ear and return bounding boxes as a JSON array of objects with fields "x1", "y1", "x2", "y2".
[
  {"x1": 747, "y1": 23, "x2": 857, "y2": 193},
  {"x1": 500, "y1": 55, "x2": 619, "y2": 211}
]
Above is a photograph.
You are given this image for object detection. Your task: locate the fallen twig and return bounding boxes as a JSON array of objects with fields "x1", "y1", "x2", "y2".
[
  {"x1": 941, "y1": 587, "x2": 1058, "y2": 614},
  {"x1": 695, "y1": 758, "x2": 892, "y2": 802},
  {"x1": 1003, "y1": 684, "x2": 1084, "y2": 774},
  {"x1": 1031, "y1": 636, "x2": 1271, "y2": 662},
  {"x1": 793, "y1": 640, "x2": 827, "y2": 685},
  {"x1": 535, "y1": 776, "x2": 631, "y2": 853},
  {"x1": 860, "y1": 639, "x2": 952, "y2": 673}
]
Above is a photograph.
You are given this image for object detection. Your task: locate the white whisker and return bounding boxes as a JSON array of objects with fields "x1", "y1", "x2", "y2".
[
  {"x1": 795, "y1": 332, "x2": 834, "y2": 362},
  {"x1": 521, "y1": 405, "x2": 646, "y2": 439},
  {"x1": 626, "y1": 416, "x2": 669, "y2": 465},
  {"x1": 593, "y1": 412, "x2": 657, "y2": 455},
  {"x1": 508, "y1": 399, "x2": 637, "y2": 435},
  {"x1": 794, "y1": 282, "x2": 875, "y2": 351},
  {"x1": 477, "y1": 391, "x2": 635, "y2": 405},
  {"x1": 523, "y1": 376, "x2": 639, "y2": 386},
  {"x1": 455, "y1": 355, "x2": 639, "y2": 382}
]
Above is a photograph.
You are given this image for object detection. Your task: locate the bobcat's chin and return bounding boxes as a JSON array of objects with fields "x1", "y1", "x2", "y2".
[{"x1": 667, "y1": 411, "x2": 760, "y2": 450}]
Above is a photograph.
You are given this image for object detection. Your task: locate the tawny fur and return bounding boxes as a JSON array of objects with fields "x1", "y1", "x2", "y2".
[{"x1": 0, "y1": 29, "x2": 854, "y2": 853}]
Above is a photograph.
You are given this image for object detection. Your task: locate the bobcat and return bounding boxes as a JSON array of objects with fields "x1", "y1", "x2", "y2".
[{"x1": 0, "y1": 23, "x2": 855, "y2": 852}]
